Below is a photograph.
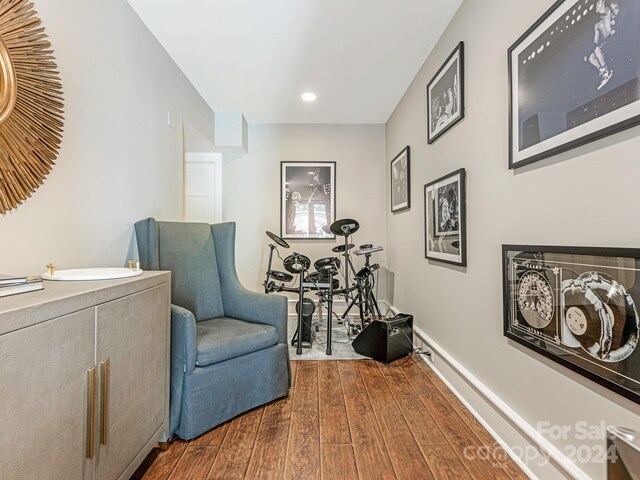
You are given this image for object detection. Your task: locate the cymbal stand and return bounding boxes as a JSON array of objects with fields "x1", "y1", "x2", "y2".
[
  {"x1": 326, "y1": 269, "x2": 335, "y2": 356},
  {"x1": 341, "y1": 277, "x2": 366, "y2": 329},
  {"x1": 362, "y1": 251, "x2": 382, "y2": 319},
  {"x1": 263, "y1": 243, "x2": 277, "y2": 293},
  {"x1": 294, "y1": 256, "x2": 308, "y2": 355},
  {"x1": 341, "y1": 235, "x2": 357, "y2": 302},
  {"x1": 340, "y1": 251, "x2": 381, "y2": 329}
]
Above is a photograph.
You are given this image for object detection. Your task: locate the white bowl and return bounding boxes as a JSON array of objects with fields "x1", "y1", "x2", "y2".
[{"x1": 42, "y1": 267, "x2": 144, "y2": 281}]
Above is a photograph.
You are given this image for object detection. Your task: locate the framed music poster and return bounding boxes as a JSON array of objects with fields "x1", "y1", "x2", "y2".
[
  {"x1": 427, "y1": 41, "x2": 465, "y2": 144},
  {"x1": 280, "y1": 161, "x2": 336, "y2": 240},
  {"x1": 424, "y1": 168, "x2": 466, "y2": 266},
  {"x1": 390, "y1": 146, "x2": 410, "y2": 213},
  {"x1": 503, "y1": 245, "x2": 640, "y2": 404},
  {"x1": 508, "y1": 0, "x2": 640, "y2": 168}
]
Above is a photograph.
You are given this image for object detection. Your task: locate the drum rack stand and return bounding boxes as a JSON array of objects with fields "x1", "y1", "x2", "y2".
[{"x1": 341, "y1": 249, "x2": 382, "y2": 329}]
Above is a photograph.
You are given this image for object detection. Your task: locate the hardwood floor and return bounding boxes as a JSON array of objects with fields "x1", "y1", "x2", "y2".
[{"x1": 132, "y1": 358, "x2": 527, "y2": 480}]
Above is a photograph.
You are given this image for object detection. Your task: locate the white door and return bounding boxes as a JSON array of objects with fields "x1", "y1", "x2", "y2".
[{"x1": 184, "y1": 162, "x2": 216, "y2": 223}]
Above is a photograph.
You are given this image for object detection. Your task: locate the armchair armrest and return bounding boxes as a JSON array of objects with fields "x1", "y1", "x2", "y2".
[
  {"x1": 171, "y1": 304, "x2": 198, "y2": 374},
  {"x1": 223, "y1": 288, "x2": 288, "y2": 344}
]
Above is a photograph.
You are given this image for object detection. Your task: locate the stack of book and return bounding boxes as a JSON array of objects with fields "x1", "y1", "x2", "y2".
[{"x1": 0, "y1": 274, "x2": 44, "y2": 298}]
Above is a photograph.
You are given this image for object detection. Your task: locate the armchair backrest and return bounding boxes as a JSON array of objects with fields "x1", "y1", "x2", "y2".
[{"x1": 135, "y1": 218, "x2": 228, "y2": 321}]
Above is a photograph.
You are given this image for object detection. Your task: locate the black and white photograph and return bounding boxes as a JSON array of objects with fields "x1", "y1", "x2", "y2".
[
  {"x1": 434, "y1": 180, "x2": 460, "y2": 236},
  {"x1": 427, "y1": 41, "x2": 465, "y2": 144},
  {"x1": 509, "y1": 0, "x2": 640, "y2": 168},
  {"x1": 503, "y1": 245, "x2": 640, "y2": 404},
  {"x1": 424, "y1": 168, "x2": 466, "y2": 266},
  {"x1": 390, "y1": 146, "x2": 410, "y2": 213},
  {"x1": 281, "y1": 161, "x2": 336, "y2": 240}
]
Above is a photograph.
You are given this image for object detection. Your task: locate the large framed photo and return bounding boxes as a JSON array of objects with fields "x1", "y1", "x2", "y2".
[
  {"x1": 424, "y1": 168, "x2": 466, "y2": 266},
  {"x1": 281, "y1": 161, "x2": 336, "y2": 240},
  {"x1": 509, "y1": 0, "x2": 640, "y2": 169},
  {"x1": 427, "y1": 41, "x2": 465, "y2": 144},
  {"x1": 503, "y1": 245, "x2": 640, "y2": 404},
  {"x1": 390, "y1": 146, "x2": 410, "y2": 213}
]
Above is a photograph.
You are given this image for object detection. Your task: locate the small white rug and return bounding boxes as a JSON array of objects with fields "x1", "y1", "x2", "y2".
[{"x1": 287, "y1": 314, "x2": 368, "y2": 360}]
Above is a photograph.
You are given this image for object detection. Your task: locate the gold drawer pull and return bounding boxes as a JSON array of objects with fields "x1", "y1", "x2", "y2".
[
  {"x1": 86, "y1": 367, "x2": 96, "y2": 458},
  {"x1": 100, "y1": 358, "x2": 110, "y2": 445}
]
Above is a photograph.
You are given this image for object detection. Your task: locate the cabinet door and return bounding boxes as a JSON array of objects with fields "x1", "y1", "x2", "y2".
[
  {"x1": 94, "y1": 284, "x2": 169, "y2": 480},
  {"x1": 0, "y1": 308, "x2": 96, "y2": 480}
]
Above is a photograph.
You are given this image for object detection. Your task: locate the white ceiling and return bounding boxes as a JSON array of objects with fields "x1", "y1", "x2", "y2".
[{"x1": 126, "y1": 0, "x2": 462, "y2": 124}]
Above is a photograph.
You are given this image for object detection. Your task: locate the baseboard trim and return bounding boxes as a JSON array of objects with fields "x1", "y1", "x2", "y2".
[{"x1": 406, "y1": 318, "x2": 591, "y2": 480}]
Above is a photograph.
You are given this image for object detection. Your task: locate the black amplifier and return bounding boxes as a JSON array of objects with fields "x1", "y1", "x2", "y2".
[{"x1": 352, "y1": 314, "x2": 413, "y2": 363}]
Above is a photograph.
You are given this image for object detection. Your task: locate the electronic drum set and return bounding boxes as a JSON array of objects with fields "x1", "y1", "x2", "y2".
[{"x1": 263, "y1": 218, "x2": 383, "y2": 355}]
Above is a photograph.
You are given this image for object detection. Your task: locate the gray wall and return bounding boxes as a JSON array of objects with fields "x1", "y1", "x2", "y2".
[
  {"x1": 385, "y1": 1, "x2": 640, "y2": 478},
  {"x1": 223, "y1": 123, "x2": 386, "y2": 295},
  {"x1": 0, "y1": 0, "x2": 214, "y2": 274},
  {"x1": 3, "y1": 1, "x2": 637, "y2": 475}
]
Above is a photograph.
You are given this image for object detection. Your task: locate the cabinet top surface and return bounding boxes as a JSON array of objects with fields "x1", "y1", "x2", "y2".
[{"x1": 0, "y1": 271, "x2": 171, "y2": 335}]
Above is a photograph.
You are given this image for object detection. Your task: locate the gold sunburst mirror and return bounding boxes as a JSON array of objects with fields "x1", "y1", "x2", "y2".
[{"x1": 0, "y1": 0, "x2": 64, "y2": 214}]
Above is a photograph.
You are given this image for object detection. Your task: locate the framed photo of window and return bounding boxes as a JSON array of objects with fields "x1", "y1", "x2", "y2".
[
  {"x1": 280, "y1": 162, "x2": 336, "y2": 240},
  {"x1": 427, "y1": 41, "x2": 465, "y2": 144},
  {"x1": 390, "y1": 146, "x2": 410, "y2": 213},
  {"x1": 424, "y1": 168, "x2": 466, "y2": 266},
  {"x1": 508, "y1": 0, "x2": 640, "y2": 168}
]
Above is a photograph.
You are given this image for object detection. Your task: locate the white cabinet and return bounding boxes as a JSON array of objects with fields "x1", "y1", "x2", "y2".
[{"x1": 0, "y1": 272, "x2": 170, "y2": 480}]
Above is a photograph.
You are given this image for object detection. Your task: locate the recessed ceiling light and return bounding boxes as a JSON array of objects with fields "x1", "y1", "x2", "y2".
[{"x1": 301, "y1": 92, "x2": 317, "y2": 102}]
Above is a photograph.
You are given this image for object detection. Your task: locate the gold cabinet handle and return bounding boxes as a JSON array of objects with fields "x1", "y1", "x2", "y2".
[
  {"x1": 100, "y1": 358, "x2": 110, "y2": 445},
  {"x1": 86, "y1": 367, "x2": 96, "y2": 458}
]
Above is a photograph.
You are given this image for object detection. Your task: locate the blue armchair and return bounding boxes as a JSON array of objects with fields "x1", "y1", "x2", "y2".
[{"x1": 135, "y1": 218, "x2": 290, "y2": 440}]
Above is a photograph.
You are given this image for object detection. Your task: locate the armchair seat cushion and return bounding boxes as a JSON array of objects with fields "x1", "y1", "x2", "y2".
[{"x1": 195, "y1": 317, "x2": 279, "y2": 367}]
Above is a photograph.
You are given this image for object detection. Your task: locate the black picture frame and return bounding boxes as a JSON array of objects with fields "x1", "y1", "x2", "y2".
[
  {"x1": 280, "y1": 161, "x2": 336, "y2": 240},
  {"x1": 424, "y1": 168, "x2": 466, "y2": 266},
  {"x1": 427, "y1": 41, "x2": 465, "y2": 144},
  {"x1": 503, "y1": 244, "x2": 640, "y2": 404},
  {"x1": 390, "y1": 146, "x2": 410, "y2": 213},
  {"x1": 508, "y1": 0, "x2": 640, "y2": 169}
]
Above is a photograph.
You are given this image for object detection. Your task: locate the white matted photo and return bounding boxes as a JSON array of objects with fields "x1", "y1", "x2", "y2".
[
  {"x1": 281, "y1": 161, "x2": 336, "y2": 239},
  {"x1": 509, "y1": 0, "x2": 640, "y2": 168},
  {"x1": 424, "y1": 168, "x2": 466, "y2": 266},
  {"x1": 434, "y1": 180, "x2": 460, "y2": 237},
  {"x1": 427, "y1": 41, "x2": 465, "y2": 144},
  {"x1": 390, "y1": 145, "x2": 410, "y2": 213}
]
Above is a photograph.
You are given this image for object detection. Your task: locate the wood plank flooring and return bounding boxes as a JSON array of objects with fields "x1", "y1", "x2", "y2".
[{"x1": 132, "y1": 358, "x2": 526, "y2": 480}]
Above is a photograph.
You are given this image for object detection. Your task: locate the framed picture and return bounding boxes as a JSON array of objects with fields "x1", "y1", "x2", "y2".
[
  {"x1": 509, "y1": 0, "x2": 640, "y2": 169},
  {"x1": 503, "y1": 245, "x2": 640, "y2": 404},
  {"x1": 390, "y1": 146, "x2": 410, "y2": 213},
  {"x1": 424, "y1": 168, "x2": 466, "y2": 266},
  {"x1": 281, "y1": 161, "x2": 336, "y2": 240},
  {"x1": 427, "y1": 41, "x2": 465, "y2": 144}
]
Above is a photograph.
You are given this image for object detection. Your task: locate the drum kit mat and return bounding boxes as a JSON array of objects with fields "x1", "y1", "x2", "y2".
[{"x1": 263, "y1": 218, "x2": 403, "y2": 358}]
